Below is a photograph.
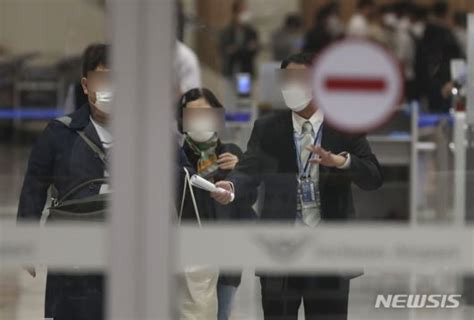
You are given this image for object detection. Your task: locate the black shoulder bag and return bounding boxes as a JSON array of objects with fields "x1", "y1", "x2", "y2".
[{"x1": 47, "y1": 116, "x2": 109, "y2": 222}]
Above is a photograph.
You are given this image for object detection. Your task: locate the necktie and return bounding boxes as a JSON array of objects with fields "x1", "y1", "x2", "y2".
[
  {"x1": 299, "y1": 121, "x2": 314, "y2": 174},
  {"x1": 298, "y1": 121, "x2": 321, "y2": 227}
]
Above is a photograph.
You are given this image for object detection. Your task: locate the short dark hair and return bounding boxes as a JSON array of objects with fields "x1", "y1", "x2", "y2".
[
  {"x1": 285, "y1": 14, "x2": 302, "y2": 30},
  {"x1": 82, "y1": 43, "x2": 109, "y2": 77},
  {"x1": 357, "y1": 0, "x2": 375, "y2": 10},
  {"x1": 454, "y1": 11, "x2": 467, "y2": 28},
  {"x1": 280, "y1": 52, "x2": 315, "y2": 69},
  {"x1": 314, "y1": 1, "x2": 339, "y2": 25},
  {"x1": 177, "y1": 88, "x2": 223, "y2": 132},
  {"x1": 432, "y1": 1, "x2": 448, "y2": 19},
  {"x1": 232, "y1": 0, "x2": 245, "y2": 15}
]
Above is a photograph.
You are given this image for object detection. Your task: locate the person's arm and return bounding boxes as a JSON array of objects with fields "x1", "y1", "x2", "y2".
[
  {"x1": 308, "y1": 134, "x2": 383, "y2": 190},
  {"x1": 213, "y1": 119, "x2": 266, "y2": 204},
  {"x1": 17, "y1": 124, "x2": 56, "y2": 222},
  {"x1": 345, "y1": 134, "x2": 383, "y2": 190}
]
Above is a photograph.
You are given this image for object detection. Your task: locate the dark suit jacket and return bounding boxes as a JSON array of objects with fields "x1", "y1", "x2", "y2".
[
  {"x1": 228, "y1": 111, "x2": 383, "y2": 280},
  {"x1": 229, "y1": 110, "x2": 383, "y2": 222}
]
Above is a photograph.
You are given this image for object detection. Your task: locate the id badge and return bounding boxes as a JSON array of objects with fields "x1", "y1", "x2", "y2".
[{"x1": 298, "y1": 177, "x2": 317, "y2": 209}]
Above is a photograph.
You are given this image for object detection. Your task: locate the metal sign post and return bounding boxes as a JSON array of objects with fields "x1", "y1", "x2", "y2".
[{"x1": 108, "y1": 0, "x2": 174, "y2": 319}]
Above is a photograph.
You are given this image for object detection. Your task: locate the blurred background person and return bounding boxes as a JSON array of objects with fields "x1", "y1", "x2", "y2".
[
  {"x1": 418, "y1": 0, "x2": 464, "y2": 113},
  {"x1": 175, "y1": 40, "x2": 202, "y2": 96},
  {"x1": 390, "y1": 1, "x2": 418, "y2": 101},
  {"x1": 178, "y1": 88, "x2": 256, "y2": 320},
  {"x1": 303, "y1": 1, "x2": 343, "y2": 54},
  {"x1": 453, "y1": 10, "x2": 468, "y2": 56},
  {"x1": 271, "y1": 14, "x2": 304, "y2": 61},
  {"x1": 347, "y1": 0, "x2": 376, "y2": 38},
  {"x1": 219, "y1": 0, "x2": 260, "y2": 78}
]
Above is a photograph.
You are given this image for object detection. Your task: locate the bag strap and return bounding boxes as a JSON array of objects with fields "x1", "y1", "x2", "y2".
[
  {"x1": 51, "y1": 116, "x2": 109, "y2": 206},
  {"x1": 57, "y1": 178, "x2": 109, "y2": 205},
  {"x1": 178, "y1": 168, "x2": 201, "y2": 227},
  {"x1": 56, "y1": 116, "x2": 108, "y2": 166}
]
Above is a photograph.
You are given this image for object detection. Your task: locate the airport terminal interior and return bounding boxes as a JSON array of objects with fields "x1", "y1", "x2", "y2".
[{"x1": 1, "y1": 0, "x2": 474, "y2": 319}]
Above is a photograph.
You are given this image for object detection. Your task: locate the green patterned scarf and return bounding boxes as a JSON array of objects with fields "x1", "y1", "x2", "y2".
[{"x1": 185, "y1": 134, "x2": 219, "y2": 179}]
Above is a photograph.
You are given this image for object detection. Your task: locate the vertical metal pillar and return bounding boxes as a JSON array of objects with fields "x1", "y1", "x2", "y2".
[{"x1": 108, "y1": 0, "x2": 175, "y2": 319}]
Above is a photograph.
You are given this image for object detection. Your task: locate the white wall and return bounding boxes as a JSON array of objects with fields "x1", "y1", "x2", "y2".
[{"x1": 0, "y1": 0, "x2": 105, "y2": 57}]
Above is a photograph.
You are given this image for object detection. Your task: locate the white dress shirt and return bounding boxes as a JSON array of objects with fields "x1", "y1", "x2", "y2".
[{"x1": 90, "y1": 117, "x2": 112, "y2": 193}]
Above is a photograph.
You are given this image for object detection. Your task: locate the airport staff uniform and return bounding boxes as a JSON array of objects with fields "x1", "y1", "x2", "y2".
[{"x1": 228, "y1": 109, "x2": 383, "y2": 320}]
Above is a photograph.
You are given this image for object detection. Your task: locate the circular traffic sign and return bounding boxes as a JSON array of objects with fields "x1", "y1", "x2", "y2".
[{"x1": 312, "y1": 39, "x2": 403, "y2": 133}]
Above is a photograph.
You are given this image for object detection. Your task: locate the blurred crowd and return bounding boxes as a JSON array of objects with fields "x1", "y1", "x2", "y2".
[{"x1": 218, "y1": 0, "x2": 467, "y2": 113}]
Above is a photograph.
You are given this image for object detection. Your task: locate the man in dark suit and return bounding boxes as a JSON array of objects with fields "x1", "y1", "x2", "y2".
[
  {"x1": 212, "y1": 52, "x2": 383, "y2": 320},
  {"x1": 219, "y1": 0, "x2": 260, "y2": 78}
]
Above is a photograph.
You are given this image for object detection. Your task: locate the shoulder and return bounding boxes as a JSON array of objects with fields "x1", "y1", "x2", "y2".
[
  {"x1": 177, "y1": 41, "x2": 198, "y2": 63},
  {"x1": 255, "y1": 111, "x2": 289, "y2": 127}
]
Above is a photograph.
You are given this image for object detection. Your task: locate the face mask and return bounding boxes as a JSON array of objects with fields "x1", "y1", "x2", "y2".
[
  {"x1": 238, "y1": 11, "x2": 252, "y2": 24},
  {"x1": 281, "y1": 84, "x2": 312, "y2": 112},
  {"x1": 326, "y1": 15, "x2": 343, "y2": 37},
  {"x1": 383, "y1": 13, "x2": 398, "y2": 29},
  {"x1": 399, "y1": 17, "x2": 411, "y2": 31},
  {"x1": 95, "y1": 90, "x2": 113, "y2": 114},
  {"x1": 411, "y1": 22, "x2": 425, "y2": 38},
  {"x1": 187, "y1": 131, "x2": 215, "y2": 143}
]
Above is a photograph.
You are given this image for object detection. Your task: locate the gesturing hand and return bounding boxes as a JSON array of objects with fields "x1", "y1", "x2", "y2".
[
  {"x1": 210, "y1": 181, "x2": 234, "y2": 205},
  {"x1": 307, "y1": 146, "x2": 347, "y2": 168}
]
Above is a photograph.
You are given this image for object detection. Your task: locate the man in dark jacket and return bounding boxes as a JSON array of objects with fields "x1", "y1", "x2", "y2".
[
  {"x1": 17, "y1": 44, "x2": 112, "y2": 320},
  {"x1": 212, "y1": 52, "x2": 383, "y2": 320},
  {"x1": 417, "y1": 1, "x2": 464, "y2": 112},
  {"x1": 219, "y1": 0, "x2": 260, "y2": 78}
]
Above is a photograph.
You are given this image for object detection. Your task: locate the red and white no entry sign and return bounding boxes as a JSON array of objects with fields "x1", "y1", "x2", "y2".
[{"x1": 312, "y1": 39, "x2": 403, "y2": 133}]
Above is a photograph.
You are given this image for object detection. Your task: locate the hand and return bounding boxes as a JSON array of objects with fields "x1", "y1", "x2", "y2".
[
  {"x1": 441, "y1": 81, "x2": 453, "y2": 99},
  {"x1": 307, "y1": 146, "x2": 347, "y2": 168},
  {"x1": 211, "y1": 181, "x2": 234, "y2": 205},
  {"x1": 216, "y1": 152, "x2": 238, "y2": 170},
  {"x1": 24, "y1": 265, "x2": 36, "y2": 278}
]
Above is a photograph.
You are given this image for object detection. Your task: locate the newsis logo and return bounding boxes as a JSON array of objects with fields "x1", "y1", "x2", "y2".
[{"x1": 375, "y1": 294, "x2": 462, "y2": 309}]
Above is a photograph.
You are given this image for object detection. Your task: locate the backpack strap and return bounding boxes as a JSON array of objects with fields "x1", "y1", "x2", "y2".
[
  {"x1": 51, "y1": 116, "x2": 108, "y2": 206},
  {"x1": 55, "y1": 116, "x2": 108, "y2": 166},
  {"x1": 56, "y1": 116, "x2": 72, "y2": 127}
]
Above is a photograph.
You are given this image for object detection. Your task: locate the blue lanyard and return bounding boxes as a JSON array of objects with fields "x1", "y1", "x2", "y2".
[{"x1": 294, "y1": 123, "x2": 323, "y2": 178}]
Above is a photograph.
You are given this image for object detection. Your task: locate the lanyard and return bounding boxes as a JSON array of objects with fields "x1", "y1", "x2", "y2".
[{"x1": 294, "y1": 123, "x2": 323, "y2": 178}]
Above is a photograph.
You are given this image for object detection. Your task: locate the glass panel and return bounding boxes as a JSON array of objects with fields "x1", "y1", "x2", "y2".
[{"x1": 1, "y1": 1, "x2": 110, "y2": 319}]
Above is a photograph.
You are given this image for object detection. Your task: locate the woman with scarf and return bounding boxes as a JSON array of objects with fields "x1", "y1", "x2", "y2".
[{"x1": 178, "y1": 88, "x2": 256, "y2": 320}]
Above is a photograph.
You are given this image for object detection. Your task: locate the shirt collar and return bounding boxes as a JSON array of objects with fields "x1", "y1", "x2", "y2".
[
  {"x1": 90, "y1": 116, "x2": 113, "y2": 147},
  {"x1": 292, "y1": 109, "x2": 324, "y2": 135}
]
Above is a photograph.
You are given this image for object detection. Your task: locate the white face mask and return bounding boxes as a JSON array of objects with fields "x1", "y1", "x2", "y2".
[
  {"x1": 326, "y1": 15, "x2": 343, "y2": 37},
  {"x1": 238, "y1": 11, "x2": 252, "y2": 24},
  {"x1": 281, "y1": 84, "x2": 312, "y2": 112},
  {"x1": 185, "y1": 115, "x2": 216, "y2": 142},
  {"x1": 383, "y1": 13, "x2": 398, "y2": 29},
  {"x1": 187, "y1": 131, "x2": 215, "y2": 143},
  {"x1": 411, "y1": 22, "x2": 425, "y2": 38},
  {"x1": 95, "y1": 90, "x2": 113, "y2": 114}
]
